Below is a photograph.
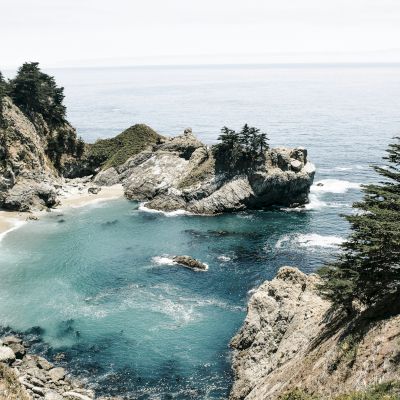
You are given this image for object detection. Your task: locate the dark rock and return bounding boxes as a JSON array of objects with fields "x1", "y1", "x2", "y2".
[
  {"x1": 172, "y1": 255, "x2": 208, "y2": 271},
  {"x1": 88, "y1": 186, "x2": 101, "y2": 195}
]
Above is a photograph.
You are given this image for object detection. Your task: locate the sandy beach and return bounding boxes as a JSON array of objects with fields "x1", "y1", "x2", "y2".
[{"x1": 0, "y1": 183, "x2": 124, "y2": 239}]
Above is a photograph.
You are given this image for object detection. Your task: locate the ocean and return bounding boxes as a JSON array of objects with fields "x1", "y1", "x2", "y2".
[{"x1": 0, "y1": 64, "x2": 399, "y2": 399}]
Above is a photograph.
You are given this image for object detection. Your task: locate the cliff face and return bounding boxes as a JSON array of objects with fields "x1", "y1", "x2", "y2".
[
  {"x1": 0, "y1": 98, "x2": 61, "y2": 211},
  {"x1": 95, "y1": 129, "x2": 315, "y2": 214},
  {"x1": 230, "y1": 267, "x2": 400, "y2": 400}
]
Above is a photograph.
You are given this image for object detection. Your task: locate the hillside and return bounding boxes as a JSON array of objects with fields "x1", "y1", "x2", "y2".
[{"x1": 86, "y1": 123, "x2": 164, "y2": 169}]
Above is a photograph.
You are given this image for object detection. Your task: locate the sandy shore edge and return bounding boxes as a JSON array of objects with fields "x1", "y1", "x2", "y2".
[{"x1": 0, "y1": 183, "x2": 124, "y2": 240}]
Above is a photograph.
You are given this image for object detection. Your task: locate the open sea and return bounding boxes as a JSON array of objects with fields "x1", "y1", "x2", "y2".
[{"x1": 1, "y1": 64, "x2": 400, "y2": 399}]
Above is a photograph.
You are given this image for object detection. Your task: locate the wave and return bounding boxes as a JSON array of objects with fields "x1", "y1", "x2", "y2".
[
  {"x1": 276, "y1": 233, "x2": 345, "y2": 250},
  {"x1": 151, "y1": 256, "x2": 176, "y2": 265},
  {"x1": 311, "y1": 179, "x2": 361, "y2": 194},
  {"x1": 0, "y1": 220, "x2": 26, "y2": 243},
  {"x1": 217, "y1": 255, "x2": 232, "y2": 262},
  {"x1": 138, "y1": 202, "x2": 192, "y2": 217}
]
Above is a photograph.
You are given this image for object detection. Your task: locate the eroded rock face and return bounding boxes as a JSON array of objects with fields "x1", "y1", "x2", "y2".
[
  {"x1": 98, "y1": 130, "x2": 315, "y2": 214},
  {"x1": 230, "y1": 267, "x2": 400, "y2": 400},
  {"x1": 0, "y1": 98, "x2": 61, "y2": 211}
]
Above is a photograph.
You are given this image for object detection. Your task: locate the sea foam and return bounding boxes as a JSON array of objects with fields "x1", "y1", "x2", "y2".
[
  {"x1": 311, "y1": 179, "x2": 361, "y2": 194},
  {"x1": 276, "y1": 233, "x2": 345, "y2": 249}
]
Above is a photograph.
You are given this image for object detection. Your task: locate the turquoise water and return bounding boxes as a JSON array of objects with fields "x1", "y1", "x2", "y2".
[{"x1": 1, "y1": 65, "x2": 400, "y2": 398}]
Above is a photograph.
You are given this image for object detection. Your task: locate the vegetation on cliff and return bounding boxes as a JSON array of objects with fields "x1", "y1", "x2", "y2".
[
  {"x1": 0, "y1": 63, "x2": 84, "y2": 170},
  {"x1": 319, "y1": 137, "x2": 400, "y2": 312},
  {"x1": 212, "y1": 124, "x2": 269, "y2": 173},
  {"x1": 86, "y1": 123, "x2": 163, "y2": 170}
]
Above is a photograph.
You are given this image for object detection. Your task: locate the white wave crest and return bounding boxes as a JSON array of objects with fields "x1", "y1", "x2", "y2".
[
  {"x1": 217, "y1": 255, "x2": 232, "y2": 262},
  {"x1": 152, "y1": 256, "x2": 176, "y2": 265},
  {"x1": 138, "y1": 202, "x2": 192, "y2": 217},
  {"x1": 0, "y1": 220, "x2": 26, "y2": 243},
  {"x1": 311, "y1": 179, "x2": 361, "y2": 194},
  {"x1": 297, "y1": 233, "x2": 345, "y2": 248},
  {"x1": 276, "y1": 233, "x2": 345, "y2": 249}
]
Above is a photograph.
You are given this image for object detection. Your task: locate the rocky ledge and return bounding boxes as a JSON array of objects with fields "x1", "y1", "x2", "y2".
[
  {"x1": 230, "y1": 267, "x2": 400, "y2": 400},
  {"x1": 0, "y1": 336, "x2": 118, "y2": 400},
  {"x1": 95, "y1": 128, "x2": 315, "y2": 214}
]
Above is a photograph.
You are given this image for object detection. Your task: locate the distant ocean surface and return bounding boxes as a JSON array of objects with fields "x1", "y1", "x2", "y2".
[{"x1": 1, "y1": 64, "x2": 400, "y2": 399}]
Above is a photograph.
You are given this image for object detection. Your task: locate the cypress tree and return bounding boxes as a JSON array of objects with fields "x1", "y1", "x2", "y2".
[{"x1": 319, "y1": 137, "x2": 400, "y2": 311}]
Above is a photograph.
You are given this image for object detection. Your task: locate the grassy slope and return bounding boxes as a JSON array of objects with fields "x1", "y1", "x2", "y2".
[{"x1": 87, "y1": 124, "x2": 164, "y2": 169}]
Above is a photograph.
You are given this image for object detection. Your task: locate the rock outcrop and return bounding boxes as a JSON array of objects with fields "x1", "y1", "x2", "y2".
[
  {"x1": 0, "y1": 98, "x2": 61, "y2": 211},
  {"x1": 0, "y1": 335, "x2": 120, "y2": 400},
  {"x1": 172, "y1": 255, "x2": 208, "y2": 271},
  {"x1": 230, "y1": 267, "x2": 400, "y2": 400},
  {"x1": 96, "y1": 129, "x2": 315, "y2": 214}
]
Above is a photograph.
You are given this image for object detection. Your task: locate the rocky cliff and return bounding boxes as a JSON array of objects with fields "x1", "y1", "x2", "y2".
[
  {"x1": 95, "y1": 129, "x2": 315, "y2": 214},
  {"x1": 1, "y1": 93, "x2": 314, "y2": 213},
  {"x1": 0, "y1": 97, "x2": 62, "y2": 211},
  {"x1": 230, "y1": 267, "x2": 400, "y2": 400}
]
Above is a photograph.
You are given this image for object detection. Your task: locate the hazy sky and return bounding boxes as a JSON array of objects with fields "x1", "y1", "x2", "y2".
[{"x1": 2, "y1": 0, "x2": 400, "y2": 67}]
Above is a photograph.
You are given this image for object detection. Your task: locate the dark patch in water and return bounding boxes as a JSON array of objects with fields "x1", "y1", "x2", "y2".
[
  {"x1": 56, "y1": 319, "x2": 77, "y2": 339},
  {"x1": 101, "y1": 219, "x2": 119, "y2": 227},
  {"x1": 184, "y1": 229, "x2": 263, "y2": 241},
  {"x1": 58, "y1": 219, "x2": 66, "y2": 223}
]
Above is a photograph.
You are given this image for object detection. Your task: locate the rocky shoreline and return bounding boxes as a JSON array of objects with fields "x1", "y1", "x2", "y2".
[
  {"x1": 229, "y1": 267, "x2": 400, "y2": 400},
  {"x1": 0, "y1": 335, "x2": 120, "y2": 400}
]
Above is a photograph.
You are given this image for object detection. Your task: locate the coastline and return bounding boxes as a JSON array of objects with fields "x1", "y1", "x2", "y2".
[{"x1": 0, "y1": 183, "x2": 124, "y2": 240}]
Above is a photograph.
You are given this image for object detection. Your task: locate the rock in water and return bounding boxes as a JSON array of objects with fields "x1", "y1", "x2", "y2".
[
  {"x1": 97, "y1": 129, "x2": 315, "y2": 214},
  {"x1": 172, "y1": 255, "x2": 208, "y2": 271}
]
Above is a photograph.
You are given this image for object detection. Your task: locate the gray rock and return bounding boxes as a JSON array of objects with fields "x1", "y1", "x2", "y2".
[
  {"x1": 62, "y1": 391, "x2": 93, "y2": 400},
  {"x1": 88, "y1": 186, "x2": 101, "y2": 194},
  {"x1": 8, "y1": 342, "x2": 26, "y2": 359},
  {"x1": 36, "y1": 356, "x2": 54, "y2": 371},
  {"x1": 229, "y1": 267, "x2": 330, "y2": 400},
  {"x1": 290, "y1": 159, "x2": 303, "y2": 172},
  {"x1": 1, "y1": 335, "x2": 23, "y2": 345},
  {"x1": 172, "y1": 256, "x2": 208, "y2": 271},
  {"x1": 45, "y1": 390, "x2": 64, "y2": 400},
  {"x1": 116, "y1": 130, "x2": 315, "y2": 214},
  {"x1": 0, "y1": 346, "x2": 16, "y2": 364},
  {"x1": 48, "y1": 367, "x2": 66, "y2": 382}
]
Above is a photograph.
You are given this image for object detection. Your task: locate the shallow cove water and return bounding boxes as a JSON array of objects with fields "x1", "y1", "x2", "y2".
[
  {"x1": 0, "y1": 197, "x2": 356, "y2": 399},
  {"x1": 1, "y1": 64, "x2": 400, "y2": 398}
]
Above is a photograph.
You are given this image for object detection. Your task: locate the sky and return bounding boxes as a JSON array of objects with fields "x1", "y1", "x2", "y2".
[{"x1": 1, "y1": 0, "x2": 400, "y2": 68}]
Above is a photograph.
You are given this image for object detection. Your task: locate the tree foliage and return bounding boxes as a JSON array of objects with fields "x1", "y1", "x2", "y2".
[
  {"x1": 319, "y1": 137, "x2": 400, "y2": 311},
  {"x1": 0, "y1": 71, "x2": 9, "y2": 101},
  {"x1": 9, "y1": 62, "x2": 66, "y2": 126},
  {"x1": 212, "y1": 124, "x2": 269, "y2": 173}
]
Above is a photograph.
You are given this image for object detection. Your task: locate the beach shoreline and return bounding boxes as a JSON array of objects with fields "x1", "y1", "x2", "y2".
[{"x1": 0, "y1": 183, "x2": 124, "y2": 239}]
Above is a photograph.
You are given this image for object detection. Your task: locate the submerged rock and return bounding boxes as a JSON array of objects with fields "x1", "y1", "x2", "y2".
[{"x1": 172, "y1": 255, "x2": 208, "y2": 271}]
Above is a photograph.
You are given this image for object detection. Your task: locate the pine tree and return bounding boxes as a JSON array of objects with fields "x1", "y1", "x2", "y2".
[
  {"x1": 319, "y1": 137, "x2": 400, "y2": 311},
  {"x1": 9, "y1": 62, "x2": 66, "y2": 125}
]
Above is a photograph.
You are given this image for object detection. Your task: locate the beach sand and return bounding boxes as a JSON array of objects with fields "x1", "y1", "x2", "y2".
[{"x1": 0, "y1": 183, "x2": 124, "y2": 238}]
